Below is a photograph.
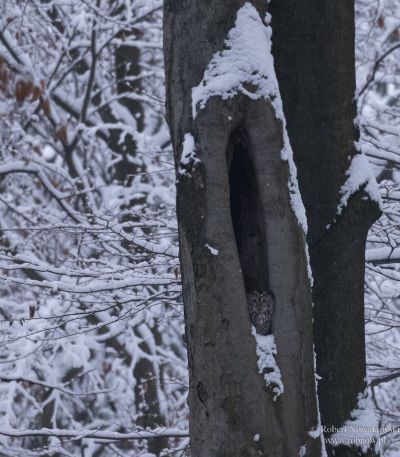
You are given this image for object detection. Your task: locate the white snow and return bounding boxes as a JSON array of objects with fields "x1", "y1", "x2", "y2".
[
  {"x1": 305, "y1": 242, "x2": 314, "y2": 287},
  {"x1": 308, "y1": 424, "x2": 328, "y2": 457},
  {"x1": 329, "y1": 394, "x2": 380, "y2": 454},
  {"x1": 251, "y1": 327, "x2": 283, "y2": 400},
  {"x1": 366, "y1": 246, "x2": 400, "y2": 263},
  {"x1": 205, "y1": 244, "x2": 218, "y2": 255},
  {"x1": 337, "y1": 153, "x2": 382, "y2": 216},
  {"x1": 309, "y1": 425, "x2": 322, "y2": 439},
  {"x1": 281, "y1": 136, "x2": 308, "y2": 234},
  {"x1": 191, "y1": 2, "x2": 308, "y2": 233},
  {"x1": 298, "y1": 445, "x2": 307, "y2": 457},
  {"x1": 179, "y1": 133, "x2": 200, "y2": 176},
  {"x1": 192, "y1": 3, "x2": 279, "y2": 119},
  {"x1": 312, "y1": 347, "x2": 328, "y2": 457}
]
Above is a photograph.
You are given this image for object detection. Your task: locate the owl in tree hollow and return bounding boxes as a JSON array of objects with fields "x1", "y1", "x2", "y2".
[{"x1": 247, "y1": 290, "x2": 275, "y2": 335}]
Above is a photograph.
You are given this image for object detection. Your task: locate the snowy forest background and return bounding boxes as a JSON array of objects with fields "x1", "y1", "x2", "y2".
[{"x1": 0, "y1": 0, "x2": 398, "y2": 456}]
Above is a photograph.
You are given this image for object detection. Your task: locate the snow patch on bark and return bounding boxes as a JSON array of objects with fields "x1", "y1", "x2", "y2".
[
  {"x1": 191, "y1": 3, "x2": 278, "y2": 119},
  {"x1": 179, "y1": 133, "x2": 200, "y2": 176},
  {"x1": 298, "y1": 445, "x2": 307, "y2": 457},
  {"x1": 191, "y1": 2, "x2": 308, "y2": 233},
  {"x1": 305, "y1": 244, "x2": 314, "y2": 287},
  {"x1": 330, "y1": 393, "x2": 380, "y2": 454},
  {"x1": 280, "y1": 135, "x2": 308, "y2": 234},
  {"x1": 309, "y1": 425, "x2": 322, "y2": 440},
  {"x1": 251, "y1": 327, "x2": 283, "y2": 400},
  {"x1": 312, "y1": 347, "x2": 328, "y2": 457},
  {"x1": 337, "y1": 153, "x2": 382, "y2": 216},
  {"x1": 205, "y1": 244, "x2": 218, "y2": 255}
]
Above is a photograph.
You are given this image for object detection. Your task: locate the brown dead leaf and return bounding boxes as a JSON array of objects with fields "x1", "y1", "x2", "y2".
[
  {"x1": 15, "y1": 80, "x2": 33, "y2": 104},
  {"x1": 56, "y1": 124, "x2": 68, "y2": 146},
  {"x1": 31, "y1": 85, "x2": 41, "y2": 102},
  {"x1": 42, "y1": 98, "x2": 52, "y2": 118}
]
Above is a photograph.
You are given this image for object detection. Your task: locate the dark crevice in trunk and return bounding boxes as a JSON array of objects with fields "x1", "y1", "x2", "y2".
[{"x1": 227, "y1": 128, "x2": 269, "y2": 294}]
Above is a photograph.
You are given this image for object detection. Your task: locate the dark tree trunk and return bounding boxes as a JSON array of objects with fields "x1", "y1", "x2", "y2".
[
  {"x1": 133, "y1": 326, "x2": 168, "y2": 456},
  {"x1": 113, "y1": 27, "x2": 145, "y2": 182},
  {"x1": 269, "y1": 0, "x2": 381, "y2": 455},
  {"x1": 164, "y1": 1, "x2": 322, "y2": 456}
]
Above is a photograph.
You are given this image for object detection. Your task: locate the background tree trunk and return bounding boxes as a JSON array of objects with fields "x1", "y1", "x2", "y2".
[
  {"x1": 164, "y1": 1, "x2": 322, "y2": 456},
  {"x1": 269, "y1": 0, "x2": 381, "y2": 455}
]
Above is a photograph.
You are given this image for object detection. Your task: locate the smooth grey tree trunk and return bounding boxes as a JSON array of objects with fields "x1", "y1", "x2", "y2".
[
  {"x1": 269, "y1": 1, "x2": 381, "y2": 456},
  {"x1": 164, "y1": 1, "x2": 322, "y2": 456}
]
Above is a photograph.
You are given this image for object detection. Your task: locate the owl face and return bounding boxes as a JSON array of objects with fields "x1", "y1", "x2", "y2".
[
  {"x1": 246, "y1": 289, "x2": 275, "y2": 336},
  {"x1": 254, "y1": 290, "x2": 266, "y2": 309}
]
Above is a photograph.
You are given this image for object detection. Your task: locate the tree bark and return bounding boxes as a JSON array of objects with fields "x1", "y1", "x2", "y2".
[
  {"x1": 269, "y1": 0, "x2": 381, "y2": 455},
  {"x1": 164, "y1": 2, "x2": 322, "y2": 456}
]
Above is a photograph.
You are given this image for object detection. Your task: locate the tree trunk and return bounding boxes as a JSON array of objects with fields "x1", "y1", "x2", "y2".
[
  {"x1": 164, "y1": 1, "x2": 322, "y2": 456},
  {"x1": 269, "y1": 0, "x2": 381, "y2": 455}
]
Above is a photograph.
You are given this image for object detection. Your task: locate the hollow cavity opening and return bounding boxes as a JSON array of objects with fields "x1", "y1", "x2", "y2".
[{"x1": 227, "y1": 128, "x2": 269, "y2": 293}]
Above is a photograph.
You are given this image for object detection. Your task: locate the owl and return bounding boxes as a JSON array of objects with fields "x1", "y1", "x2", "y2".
[{"x1": 247, "y1": 290, "x2": 274, "y2": 335}]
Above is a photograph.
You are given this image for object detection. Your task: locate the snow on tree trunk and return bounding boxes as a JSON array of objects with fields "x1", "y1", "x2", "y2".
[{"x1": 164, "y1": 2, "x2": 323, "y2": 456}]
